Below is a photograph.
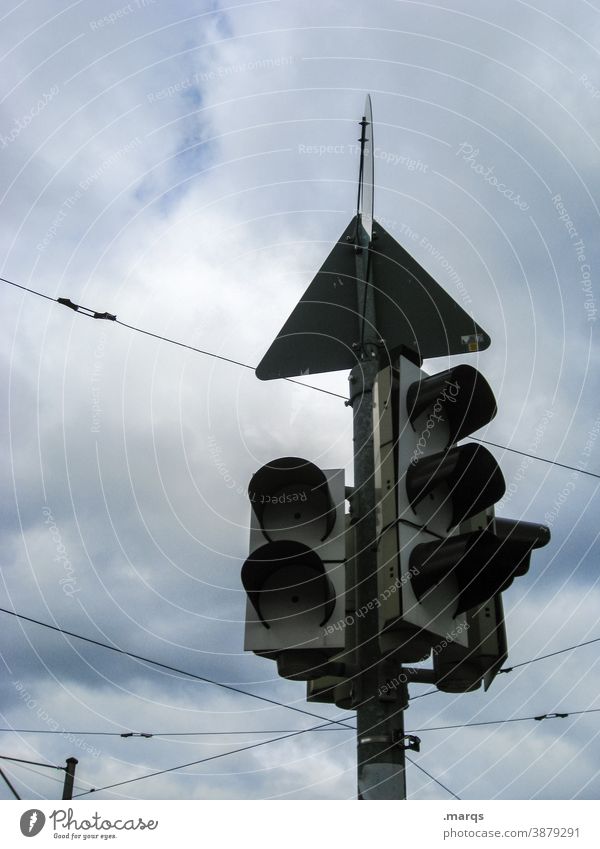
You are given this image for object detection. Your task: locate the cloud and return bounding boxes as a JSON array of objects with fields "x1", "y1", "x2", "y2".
[{"x1": 1, "y1": 0, "x2": 599, "y2": 800}]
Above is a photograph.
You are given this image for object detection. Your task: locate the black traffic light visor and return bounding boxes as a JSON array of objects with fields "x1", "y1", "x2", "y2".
[
  {"x1": 410, "y1": 519, "x2": 551, "y2": 615},
  {"x1": 407, "y1": 365, "x2": 497, "y2": 444},
  {"x1": 406, "y1": 443, "x2": 506, "y2": 529},
  {"x1": 241, "y1": 540, "x2": 336, "y2": 628},
  {"x1": 248, "y1": 457, "x2": 336, "y2": 541}
]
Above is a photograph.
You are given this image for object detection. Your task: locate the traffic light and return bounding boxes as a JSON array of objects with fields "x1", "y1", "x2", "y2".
[
  {"x1": 374, "y1": 358, "x2": 433, "y2": 661},
  {"x1": 307, "y1": 515, "x2": 357, "y2": 709},
  {"x1": 375, "y1": 351, "x2": 550, "y2": 656},
  {"x1": 432, "y1": 508, "x2": 507, "y2": 692},
  {"x1": 242, "y1": 457, "x2": 346, "y2": 681}
]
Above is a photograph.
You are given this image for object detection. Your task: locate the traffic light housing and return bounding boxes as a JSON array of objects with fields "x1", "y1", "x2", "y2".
[
  {"x1": 431, "y1": 504, "x2": 548, "y2": 693},
  {"x1": 307, "y1": 515, "x2": 357, "y2": 710},
  {"x1": 432, "y1": 508, "x2": 507, "y2": 692},
  {"x1": 375, "y1": 352, "x2": 550, "y2": 658},
  {"x1": 242, "y1": 457, "x2": 346, "y2": 681},
  {"x1": 374, "y1": 360, "x2": 432, "y2": 661}
]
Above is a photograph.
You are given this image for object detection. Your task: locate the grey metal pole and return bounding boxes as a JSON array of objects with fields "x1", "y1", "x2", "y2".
[
  {"x1": 350, "y1": 228, "x2": 407, "y2": 800},
  {"x1": 62, "y1": 757, "x2": 78, "y2": 800}
]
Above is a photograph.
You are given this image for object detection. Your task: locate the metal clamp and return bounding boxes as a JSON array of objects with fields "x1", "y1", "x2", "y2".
[
  {"x1": 394, "y1": 732, "x2": 421, "y2": 752},
  {"x1": 359, "y1": 733, "x2": 421, "y2": 753}
]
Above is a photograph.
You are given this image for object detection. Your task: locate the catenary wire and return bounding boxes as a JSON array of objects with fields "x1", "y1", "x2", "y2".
[
  {"x1": 407, "y1": 708, "x2": 600, "y2": 734},
  {"x1": 70, "y1": 722, "x2": 461, "y2": 802},
  {"x1": 0, "y1": 727, "x2": 356, "y2": 737},
  {"x1": 406, "y1": 755, "x2": 461, "y2": 800},
  {"x1": 499, "y1": 637, "x2": 600, "y2": 673},
  {"x1": 0, "y1": 607, "x2": 356, "y2": 732},
  {"x1": 470, "y1": 437, "x2": 600, "y2": 481},
  {"x1": 4, "y1": 608, "x2": 599, "y2": 758},
  {"x1": 1, "y1": 275, "x2": 596, "y2": 798},
  {"x1": 72, "y1": 723, "x2": 337, "y2": 797},
  {"x1": 0, "y1": 276, "x2": 345, "y2": 400},
  {"x1": 2, "y1": 274, "x2": 600, "y2": 479},
  {"x1": 0, "y1": 767, "x2": 21, "y2": 799},
  {"x1": 7, "y1": 706, "x2": 600, "y2": 740},
  {"x1": 0, "y1": 754, "x2": 63, "y2": 770},
  {"x1": 1, "y1": 760, "x2": 88, "y2": 794}
]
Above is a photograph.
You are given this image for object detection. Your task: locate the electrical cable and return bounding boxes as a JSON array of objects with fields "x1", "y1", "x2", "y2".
[
  {"x1": 0, "y1": 726, "x2": 356, "y2": 737},
  {"x1": 0, "y1": 276, "x2": 345, "y2": 401},
  {"x1": 409, "y1": 689, "x2": 440, "y2": 701},
  {"x1": 407, "y1": 707, "x2": 600, "y2": 734},
  {"x1": 471, "y1": 437, "x2": 600, "y2": 481},
  {"x1": 499, "y1": 637, "x2": 600, "y2": 673},
  {"x1": 0, "y1": 607, "x2": 356, "y2": 733},
  {"x1": 8, "y1": 705, "x2": 599, "y2": 740},
  {"x1": 1, "y1": 760, "x2": 88, "y2": 794},
  {"x1": 406, "y1": 755, "x2": 461, "y2": 800},
  {"x1": 0, "y1": 767, "x2": 21, "y2": 800},
  {"x1": 2, "y1": 274, "x2": 596, "y2": 479},
  {"x1": 72, "y1": 722, "x2": 337, "y2": 797},
  {"x1": 0, "y1": 754, "x2": 63, "y2": 770}
]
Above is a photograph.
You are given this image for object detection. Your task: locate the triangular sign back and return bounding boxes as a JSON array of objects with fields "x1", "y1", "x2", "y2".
[{"x1": 256, "y1": 218, "x2": 490, "y2": 380}]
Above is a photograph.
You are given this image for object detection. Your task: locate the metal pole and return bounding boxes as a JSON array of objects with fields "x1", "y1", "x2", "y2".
[
  {"x1": 62, "y1": 757, "x2": 78, "y2": 800},
  {"x1": 350, "y1": 201, "x2": 407, "y2": 798}
]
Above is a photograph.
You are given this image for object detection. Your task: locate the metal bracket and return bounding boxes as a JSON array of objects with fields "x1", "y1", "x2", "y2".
[
  {"x1": 393, "y1": 732, "x2": 421, "y2": 752},
  {"x1": 57, "y1": 297, "x2": 116, "y2": 321},
  {"x1": 534, "y1": 712, "x2": 568, "y2": 721},
  {"x1": 120, "y1": 732, "x2": 153, "y2": 738},
  {"x1": 359, "y1": 733, "x2": 420, "y2": 753}
]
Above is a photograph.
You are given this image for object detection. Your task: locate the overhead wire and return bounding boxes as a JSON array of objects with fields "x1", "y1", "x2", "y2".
[
  {"x1": 5, "y1": 606, "x2": 598, "y2": 736},
  {"x1": 2, "y1": 273, "x2": 598, "y2": 800},
  {"x1": 406, "y1": 755, "x2": 461, "y2": 800},
  {"x1": 0, "y1": 607, "x2": 356, "y2": 733},
  {"x1": 407, "y1": 707, "x2": 600, "y2": 734},
  {"x1": 72, "y1": 722, "x2": 338, "y2": 797},
  {"x1": 0, "y1": 276, "x2": 345, "y2": 400},
  {"x1": 471, "y1": 436, "x2": 600, "y2": 481},
  {"x1": 2, "y1": 274, "x2": 599, "y2": 479},
  {"x1": 0, "y1": 767, "x2": 21, "y2": 800},
  {"x1": 1, "y1": 760, "x2": 88, "y2": 795},
  {"x1": 0, "y1": 727, "x2": 356, "y2": 737},
  {"x1": 6, "y1": 706, "x2": 600, "y2": 740},
  {"x1": 0, "y1": 753, "x2": 63, "y2": 770},
  {"x1": 499, "y1": 636, "x2": 600, "y2": 673},
  {"x1": 68, "y1": 721, "x2": 462, "y2": 802}
]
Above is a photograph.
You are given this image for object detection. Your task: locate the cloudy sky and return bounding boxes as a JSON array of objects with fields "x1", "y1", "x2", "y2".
[{"x1": 1, "y1": 0, "x2": 599, "y2": 800}]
